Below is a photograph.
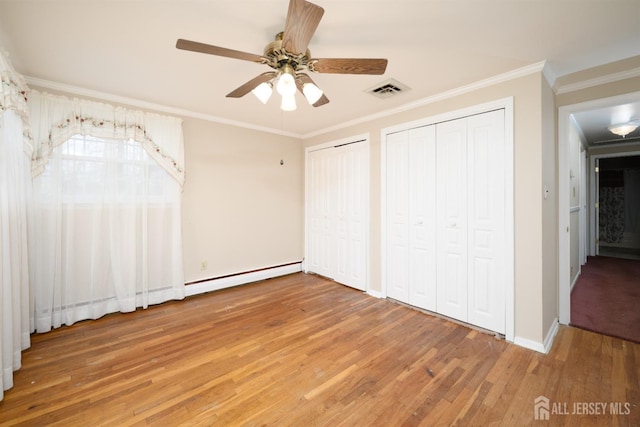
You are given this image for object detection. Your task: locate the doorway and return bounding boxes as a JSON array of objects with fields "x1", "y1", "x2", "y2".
[
  {"x1": 595, "y1": 155, "x2": 640, "y2": 259},
  {"x1": 571, "y1": 152, "x2": 640, "y2": 343},
  {"x1": 558, "y1": 91, "x2": 640, "y2": 326}
]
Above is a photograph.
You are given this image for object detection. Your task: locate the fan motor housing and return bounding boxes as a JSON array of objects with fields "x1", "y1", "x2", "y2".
[{"x1": 264, "y1": 32, "x2": 311, "y2": 71}]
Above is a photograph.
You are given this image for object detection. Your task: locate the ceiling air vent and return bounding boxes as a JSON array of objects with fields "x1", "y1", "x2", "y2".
[{"x1": 366, "y1": 78, "x2": 410, "y2": 99}]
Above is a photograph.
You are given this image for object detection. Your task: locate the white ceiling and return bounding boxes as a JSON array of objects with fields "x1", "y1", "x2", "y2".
[
  {"x1": 572, "y1": 98, "x2": 640, "y2": 146},
  {"x1": 1, "y1": 0, "x2": 639, "y2": 137}
]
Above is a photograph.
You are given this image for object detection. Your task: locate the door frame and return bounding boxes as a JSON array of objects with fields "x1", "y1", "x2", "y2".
[
  {"x1": 381, "y1": 97, "x2": 514, "y2": 342},
  {"x1": 580, "y1": 148, "x2": 588, "y2": 266},
  {"x1": 592, "y1": 156, "x2": 600, "y2": 256},
  {"x1": 558, "y1": 91, "x2": 640, "y2": 325},
  {"x1": 303, "y1": 134, "x2": 371, "y2": 291},
  {"x1": 590, "y1": 151, "x2": 640, "y2": 256}
]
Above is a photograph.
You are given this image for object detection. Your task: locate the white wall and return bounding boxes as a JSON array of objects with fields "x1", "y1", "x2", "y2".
[{"x1": 181, "y1": 118, "x2": 304, "y2": 283}]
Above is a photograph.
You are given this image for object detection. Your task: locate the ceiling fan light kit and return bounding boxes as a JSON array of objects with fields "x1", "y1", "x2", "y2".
[
  {"x1": 302, "y1": 82, "x2": 323, "y2": 104},
  {"x1": 251, "y1": 82, "x2": 273, "y2": 104},
  {"x1": 276, "y1": 64, "x2": 297, "y2": 97},
  {"x1": 607, "y1": 120, "x2": 639, "y2": 138},
  {"x1": 281, "y1": 94, "x2": 297, "y2": 111},
  {"x1": 176, "y1": 0, "x2": 388, "y2": 112}
]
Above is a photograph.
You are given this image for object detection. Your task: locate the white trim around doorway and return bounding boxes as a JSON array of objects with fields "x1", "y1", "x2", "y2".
[{"x1": 558, "y1": 91, "x2": 640, "y2": 326}]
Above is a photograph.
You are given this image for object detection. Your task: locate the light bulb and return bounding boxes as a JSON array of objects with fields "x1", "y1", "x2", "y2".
[
  {"x1": 251, "y1": 82, "x2": 273, "y2": 104},
  {"x1": 303, "y1": 83, "x2": 323, "y2": 105},
  {"x1": 276, "y1": 70, "x2": 297, "y2": 96},
  {"x1": 280, "y1": 94, "x2": 296, "y2": 111}
]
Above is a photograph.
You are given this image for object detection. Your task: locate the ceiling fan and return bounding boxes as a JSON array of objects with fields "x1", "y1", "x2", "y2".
[{"x1": 176, "y1": 0, "x2": 388, "y2": 111}]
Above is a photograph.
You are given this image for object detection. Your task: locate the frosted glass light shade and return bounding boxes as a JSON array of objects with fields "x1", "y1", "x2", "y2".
[
  {"x1": 608, "y1": 122, "x2": 638, "y2": 137},
  {"x1": 252, "y1": 82, "x2": 273, "y2": 104},
  {"x1": 303, "y1": 83, "x2": 323, "y2": 104},
  {"x1": 280, "y1": 94, "x2": 296, "y2": 111},
  {"x1": 276, "y1": 72, "x2": 297, "y2": 96}
]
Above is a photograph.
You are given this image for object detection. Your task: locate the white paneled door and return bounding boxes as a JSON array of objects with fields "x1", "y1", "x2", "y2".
[
  {"x1": 408, "y1": 126, "x2": 437, "y2": 311},
  {"x1": 436, "y1": 117, "x2": 469, "y2": 322},
  {"x1": 308, "y1": 147, "x2": 335, "y2": 279},
  {"x1": 385, "y1": 109, "x2": 507, "y2": 335},
  {"x1": 385, "y1": 131, "x2": 410, "y2": 302},
  {"x1": 465, "y1": 110, "x2": 506, "y2": 333},
  {"x1": 386, "y1": 126, "x2": 437, "y2": 309},
  {"x1": 334, "y1": 142, "x2": 367, "y2": 289},
  {"x1": 307, "y1": 141, "x2": 368, "y2": 291}
]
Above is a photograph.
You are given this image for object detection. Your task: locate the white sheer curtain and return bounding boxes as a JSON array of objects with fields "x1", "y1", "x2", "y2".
[
  {"x1": 28, "y1": 91, "x2": 185, "y2": 333},
  {"x1": 0, "y1": 51, "x2": 32, "y2": 401}
]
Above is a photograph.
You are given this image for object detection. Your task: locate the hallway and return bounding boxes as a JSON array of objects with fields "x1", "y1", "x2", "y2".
[{"x1": 571, "y1": 255, "x2": 640, "y2": 343}]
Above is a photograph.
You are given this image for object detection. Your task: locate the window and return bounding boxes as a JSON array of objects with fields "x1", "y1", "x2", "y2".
[
  {"x1": 37, "y1": 134, "x2": 173, "y2": 204},
  {"x1": 31, "y1": 134, "x2": 184, "y2": 332}
]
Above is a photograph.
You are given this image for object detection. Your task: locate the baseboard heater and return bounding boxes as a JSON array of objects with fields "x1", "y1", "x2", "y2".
[{"x1": 184, "y1": 261, "x2": 303, "y2": 297}]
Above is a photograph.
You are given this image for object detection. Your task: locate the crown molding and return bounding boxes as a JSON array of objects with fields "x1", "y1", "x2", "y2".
[
  {"x1": 554, "y1": 67, "x2": 640, "y2": 95},
  {"x1": 541, "y1": 62, "x2": 557, "y2": 89},
  {"x1": 25, "y1": 61, "x2": 547, "y2": 141},
  {"x1": 23, "y1": 76, "x2": 303, "y2": 138},
  {"x1": 302, "y1": 61, "x2": 547, "y2": 139}
]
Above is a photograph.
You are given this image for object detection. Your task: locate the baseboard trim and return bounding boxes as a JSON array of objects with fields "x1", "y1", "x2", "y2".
[
  {"x1": 513, "y1": 336, "x2": 546, "y2": 353},
  {"x1": 367, "y1": 289, "x2": 384, "y2": 299},
  {"x1": 185, "y1": 262, "x2": 302, "y2": 297},
  {"x1": 543, "y1": 318, "x2": 560, "y2": 353},
  {"x1": 513, "y1": 318, "x2": 559, "y2": 354},
  {"x1": 570, "y1": 269, "x2": 581, "y2": 292}
]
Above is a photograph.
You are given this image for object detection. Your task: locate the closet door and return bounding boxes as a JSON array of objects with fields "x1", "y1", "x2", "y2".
[
  {"x1": 307, "y1": 141, "x2": 368, "y2": 291},
  {"x1": 384, "y1": 109, "x2": 508, "y2": 334},
  {"x1": 386, "y1": 131, "x2": 410, "y2": 303},
  {"x1": 436, "y1": 118, "x2": 468, "y2": 322},
  {"x1": 385, "y1": 126, "x2": 437, "y2": 308},
  {"x1": 408, "y1": 126, "x2": 437, "y2": 310},
  {"x1": 334, "y1": 143, "x2": 367, "y2": 290},
  {"x1": 466, "y1": 110, "x2": 505, "y2": 334},
  {"x1": 307, "y1": 148, "x2": 335, "y2": 279}
]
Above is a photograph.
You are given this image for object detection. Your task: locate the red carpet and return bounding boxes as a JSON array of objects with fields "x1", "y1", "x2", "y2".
[{"x1": 571, "y1": 255, "x2": 640, "y2": 344}]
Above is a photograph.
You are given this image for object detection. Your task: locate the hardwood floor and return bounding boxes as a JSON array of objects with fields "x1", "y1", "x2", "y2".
[{"x1": 1, "y1": 273, "x2": 639, "y2": 426}]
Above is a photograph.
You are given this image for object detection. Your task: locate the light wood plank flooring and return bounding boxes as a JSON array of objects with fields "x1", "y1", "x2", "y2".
[{"x1": 1, "y1": 273, "x2": 638, "y2": 426}]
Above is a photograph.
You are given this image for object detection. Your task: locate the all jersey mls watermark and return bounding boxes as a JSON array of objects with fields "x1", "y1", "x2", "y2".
[{"x1": 534, "y1": 395, "x2": 632, "y2": 420}]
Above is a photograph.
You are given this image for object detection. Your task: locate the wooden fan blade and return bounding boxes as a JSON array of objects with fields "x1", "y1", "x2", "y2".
[
  {"x1": 296, "y1": 74, "x2": 329, "y2": 107},
  {"x1": 310, "y1": 58, "x2": 388, "y2": 75},
  {"x1": 176, "y1": 39, "x2": 264, "y2": 63},
  {"x1": 226, "y1": 72, "x2": 276, "y2": 98},
  {"x1": 282, "y1": 0, "x2": 324, "y2": 54}
]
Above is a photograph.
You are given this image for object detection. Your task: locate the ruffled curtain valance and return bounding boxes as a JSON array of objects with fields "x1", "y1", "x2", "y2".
[
  {"x1": 0, "y1": 50, "x2": 31, "y2": 154},
  {"x1": 28, "y1": 91, "x2": 185, "y2": 187}
]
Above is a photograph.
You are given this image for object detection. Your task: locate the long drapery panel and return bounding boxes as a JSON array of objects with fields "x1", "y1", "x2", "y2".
[
  {"x1": 0, "y1": 51, "x2": 32, "y2": 401},
  {"x1": 28, "y1": 92, "x2": 185, "y2": 333}
]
